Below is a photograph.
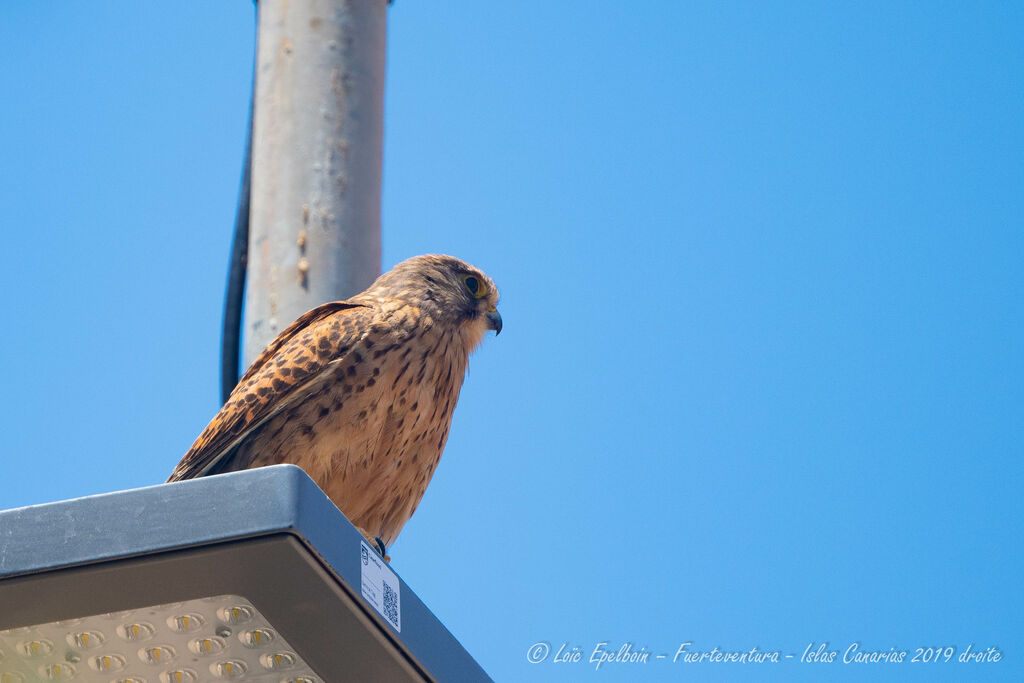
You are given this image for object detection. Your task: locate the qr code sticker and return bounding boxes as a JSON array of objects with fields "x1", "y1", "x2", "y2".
[
  {"x1": 383, "y1": 581, "x2": 400, "y2": 627},
  {"x1": 361, "y1": 540, "x2": 401, "y2": 632}
]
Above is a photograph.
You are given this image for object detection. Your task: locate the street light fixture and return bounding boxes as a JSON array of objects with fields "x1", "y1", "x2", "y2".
[{"x1": 0, "y1": 465, "x2": 489, "y2": 682}]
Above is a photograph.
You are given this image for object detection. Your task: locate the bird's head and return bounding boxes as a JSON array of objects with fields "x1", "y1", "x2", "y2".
[{"x1": 361, "y1": 254, "x2": 502, "y2": 349}]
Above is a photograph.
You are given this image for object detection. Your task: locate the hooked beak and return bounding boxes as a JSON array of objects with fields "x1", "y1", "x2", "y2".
[{"x1": 485, "y1": 308, "x2": 503, "y2": 335}]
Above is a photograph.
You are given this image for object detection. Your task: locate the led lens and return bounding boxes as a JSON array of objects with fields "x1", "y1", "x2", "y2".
[
  {"x1": 18, "y1": 640, "x2": 53, "y2": 658},
  {"x1": 259, "y1": 651, "x2": 296, "y2": 670},
  {"x1": 39, "y1": 663, "x2": 75, "y2": 680},
  {"x1": 66, "y1": 631, "x2": 104, "y2": 649},
  {"x1": 116, "y1": 623, "x2": 155, "y2": 642},
  {"x1": 209, "y1": 659, "x2": 247, "y2": 679},
  {"x1": 88, "y1": 653, "x2": 126, "y2": 672},
  {"x1": 139, "y1": 645, "x2": 175, "y2": 665},
  {"x1": 238, "y1": 629, "x2": 275, "y2": 648},
  {"x1": 188, "y1": 636, "x2": 226, "y2": 656},
  {"x1": 215, "y1": 606, "x2": 253, "y2": 625},
  {"x1": 167, "y1": 614, "x2": 204, "y2": 633}
]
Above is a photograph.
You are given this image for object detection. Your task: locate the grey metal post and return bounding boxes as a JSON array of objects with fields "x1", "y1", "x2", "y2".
[{"x1": 245, "y1": 0, "x2": 387, "y2": 367}]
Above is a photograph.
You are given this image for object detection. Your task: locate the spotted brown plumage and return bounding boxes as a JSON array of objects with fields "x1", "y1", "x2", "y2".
[{"x1": 169, "y1": 254, "x2": 501, "y2": 554}]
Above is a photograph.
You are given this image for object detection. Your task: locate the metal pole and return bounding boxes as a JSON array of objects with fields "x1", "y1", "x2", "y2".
[{"x1": 245, "y1": 0, "x2": 387, "y2": 367}]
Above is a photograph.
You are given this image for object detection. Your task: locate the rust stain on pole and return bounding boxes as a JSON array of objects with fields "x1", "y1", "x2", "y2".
[{"x1": 246, "y1": 0, "x2": 386, "y2": 366}]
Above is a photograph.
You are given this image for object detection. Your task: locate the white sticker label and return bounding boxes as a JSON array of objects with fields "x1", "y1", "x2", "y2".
[{"x1": 360, "y1": 540, "x2": 401, "y2": 632}]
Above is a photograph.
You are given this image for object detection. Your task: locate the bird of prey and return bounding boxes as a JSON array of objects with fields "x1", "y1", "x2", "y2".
[{"x1": 169, "y1": 254, "x2": 501, "y2": 558}]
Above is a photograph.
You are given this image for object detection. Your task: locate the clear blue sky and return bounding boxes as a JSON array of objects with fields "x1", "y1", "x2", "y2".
[{"x1": 1, "y1": 2, "x2": 1021, "y2": 682}]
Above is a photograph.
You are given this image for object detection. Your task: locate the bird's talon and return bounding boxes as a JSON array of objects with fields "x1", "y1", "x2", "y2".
[{"x1": 374, "y1": 536, "x2": 388, "y2": 560}]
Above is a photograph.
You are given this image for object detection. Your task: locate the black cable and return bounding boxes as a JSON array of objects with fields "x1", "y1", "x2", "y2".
[{"x1": 220, "y1": 5, "x2": 257, "y2": 405}]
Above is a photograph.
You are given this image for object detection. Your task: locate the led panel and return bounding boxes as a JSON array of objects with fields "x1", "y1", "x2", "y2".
[{"x1": 0, "y1": 595, "x2": 317, "y2": 682}]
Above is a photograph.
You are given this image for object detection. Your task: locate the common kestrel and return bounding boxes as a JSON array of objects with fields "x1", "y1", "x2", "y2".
[{"x1": 169, "y1": 254, "x2": 501, "y2": 557}]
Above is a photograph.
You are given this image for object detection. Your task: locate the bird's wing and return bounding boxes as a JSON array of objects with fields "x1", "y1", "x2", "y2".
[{"x1": 168, "y1": 300, "x2": 375, "y2": 481}]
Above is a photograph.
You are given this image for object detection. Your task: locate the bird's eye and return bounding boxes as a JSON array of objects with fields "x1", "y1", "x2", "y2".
[{"x1": 462, "y1": 275, "x2": 488, "y2": 298}]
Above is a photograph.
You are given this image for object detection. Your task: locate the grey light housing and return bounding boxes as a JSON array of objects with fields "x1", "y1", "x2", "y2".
[{"x1": 0, "y1": 465, "x2": 490, "y2": 682}]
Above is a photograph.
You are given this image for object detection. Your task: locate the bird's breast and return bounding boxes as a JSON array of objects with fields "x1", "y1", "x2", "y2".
[{"x1": 246, "y1": 323, "x2": 470, "y2": 545}]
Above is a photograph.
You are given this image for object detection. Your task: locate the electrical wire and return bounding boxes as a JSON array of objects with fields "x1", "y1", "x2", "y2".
[{"x1": 220, "y1": 5, "x2": 257, "y2": 405}]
